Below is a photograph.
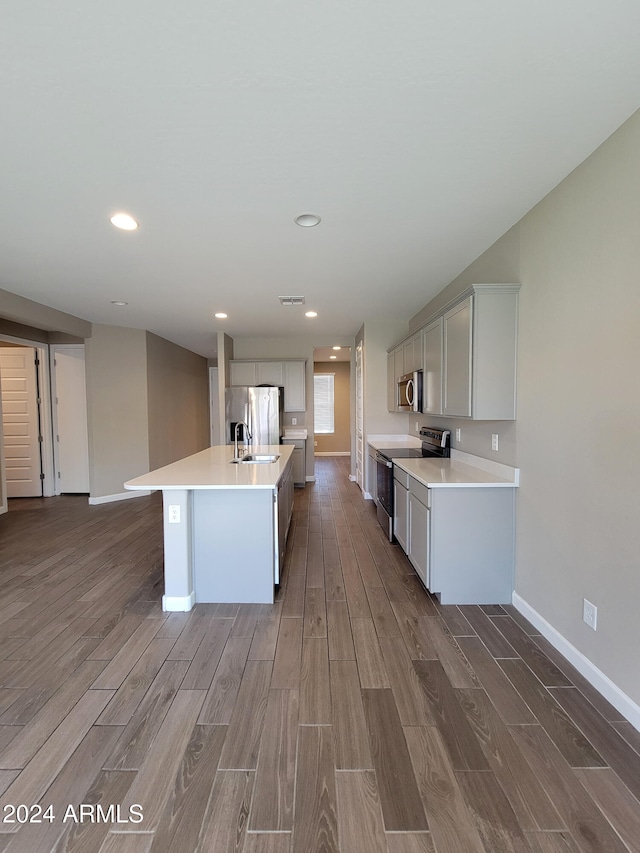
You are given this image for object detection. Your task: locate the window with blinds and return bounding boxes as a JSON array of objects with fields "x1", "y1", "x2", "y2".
[{"x1": 313, "y1": 373, "x2": 335, "y2": 434}]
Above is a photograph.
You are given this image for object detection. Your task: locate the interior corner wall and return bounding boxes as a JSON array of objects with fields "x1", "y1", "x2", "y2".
[
  {"x1": 146, "y1": 332, "x2": 209, "y2": 470},
  {"x1": 361, "y1": 320, "x2": 410, "y2": 437},
  {"x1": 404, "y1": 108, "x2": 640, "y2": 709},
  {"x1": 313, "y1": 361, "x2": 350, "y2": 453},
  {"x1": 85, "y1": 324, "x2": 150, "y2": 499},
  {"x1": 514, "y1": 109, "x2": 640, "y2": 707}
]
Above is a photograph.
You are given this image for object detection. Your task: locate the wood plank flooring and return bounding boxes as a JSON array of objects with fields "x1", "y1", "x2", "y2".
[{"x1": 1, "y1": 457, "x2": 639, "y2": 852}]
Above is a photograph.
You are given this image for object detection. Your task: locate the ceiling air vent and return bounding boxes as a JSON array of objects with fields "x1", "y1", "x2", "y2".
[{"x1": 278, "y1": 296, "x2": 306, "y2": 306}]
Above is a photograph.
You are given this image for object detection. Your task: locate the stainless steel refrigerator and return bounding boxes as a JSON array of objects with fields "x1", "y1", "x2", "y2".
[{"x1": 225, "y1": 386, "x2": 284, "y2": 446}]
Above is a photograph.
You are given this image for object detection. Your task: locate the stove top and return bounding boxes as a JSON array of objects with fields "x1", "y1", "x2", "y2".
[{"x1": 376, "y1": 447, "x2": 424, "y2": 460}]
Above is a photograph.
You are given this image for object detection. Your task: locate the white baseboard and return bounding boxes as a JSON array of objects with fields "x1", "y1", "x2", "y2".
[
  {"x1": 162, "y1": 592, "x2": 195, "y2": 612},
  {"x1": 314, "y1": 451, "x2": 351, "y2": 456},
  {"x1": 512, "y1": 593, "x2": 640, "y2": 732},
  {"x1": 89, "y1": 489, "x2": 152, "y2": 505},
  {"x1": 305, "y1": 476, "x2": 316, "y2": 483},
  {"x1": 363, "y1": 491, "x2": 373, "y2": 501}
]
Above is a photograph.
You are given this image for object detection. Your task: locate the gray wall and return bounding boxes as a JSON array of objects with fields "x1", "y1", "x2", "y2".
[
  {"x1": 146, "y1": 332, "x2": 209, "y2": 470},
  {"x1": 85, "y1": 325, "x2": 150, "y2": 497},
  {"x1": 406, "y1": 109, "x2": 640, "y2": 706}
]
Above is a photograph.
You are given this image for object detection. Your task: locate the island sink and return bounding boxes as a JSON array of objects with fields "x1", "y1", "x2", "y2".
[{"x1": 230, "y1": 454, "x2": 280, "y2": 464}]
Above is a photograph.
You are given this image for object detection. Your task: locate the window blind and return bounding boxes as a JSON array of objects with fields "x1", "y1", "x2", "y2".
[{"x1": 314, "y1": 373, "x2": 335, "y2": 434}]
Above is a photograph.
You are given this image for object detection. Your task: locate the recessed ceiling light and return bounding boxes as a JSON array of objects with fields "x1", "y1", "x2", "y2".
[
  {"x1": 214, "y1": 312, "x2": 228, "y2": 319},
  {"x1": 332, "y1": 346, "x2": 341, "y2": 350},
  {"x1": 305, "y1": 311, "x2": 318, "y2": 318},
  {"x1": 330, "y1": 355, "x2": 337, "y2": 359},
  {"x1": 110, "y1": 212, "x2": 139, "y2": 231},
  {"x1": 110, "y1": 300, "x2": 128, "y2": 306},
  {"x1": 295, "y1": 213, "x2": 321, "y2": 227}
]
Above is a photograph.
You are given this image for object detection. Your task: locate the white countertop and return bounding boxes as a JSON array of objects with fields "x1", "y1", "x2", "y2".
[
  {"x1": 367, "y1": 435, "x2": 422, "y2": 451},
  {"x1": 283, "y1": 428, "x2": 308, "y2": 439},
  {"x1": 394, "y1": 455, "x2": 519, "y2": 488},
  {"x1": 125, "y1": 444, "x2": 294, "y2": 491}
]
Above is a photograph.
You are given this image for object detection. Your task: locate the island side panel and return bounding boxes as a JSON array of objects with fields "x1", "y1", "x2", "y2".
[
  {"x1": 162, "y1": 489, "x2": 195, "y2": 611},
  {"x1": 192, "y1": 488, "x2": 275, "y2": 603}
]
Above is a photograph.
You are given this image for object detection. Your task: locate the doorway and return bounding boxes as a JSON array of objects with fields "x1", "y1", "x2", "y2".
[{"x1": 312, "y1": 347, "x2": 352, "y2": 457}]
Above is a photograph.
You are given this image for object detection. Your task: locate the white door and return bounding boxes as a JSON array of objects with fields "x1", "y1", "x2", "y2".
[
  {"x1": 356, "y1": 343, "x2": 364, "y2": 489},
  {"x1": 0, "y1": 346, "x2": 43, "y2": 498},
  {"x1": 51, "y1": 345, "x2": 90, "y2": 494},
  {"x1": 209, "y1": 366, "x2": 220, "y2": 446}
]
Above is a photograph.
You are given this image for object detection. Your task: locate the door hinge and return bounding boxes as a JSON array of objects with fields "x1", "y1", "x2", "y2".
[
  {"x1": 40, "y1": 473, "x2": 45, "y2": 480},
  {"x1": 38, "y1": 435, "x2": 43, "y2": 442},
  {"x1": 34, "y1": 356, "x2": 40, "y2": 366}
]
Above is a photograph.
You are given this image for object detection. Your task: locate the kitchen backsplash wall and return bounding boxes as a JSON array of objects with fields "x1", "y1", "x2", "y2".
[{"x1": 408, "y1": 417, "x2": 517, "y2": 466}]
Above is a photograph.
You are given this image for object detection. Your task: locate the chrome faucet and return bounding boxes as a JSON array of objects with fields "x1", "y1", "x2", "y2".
[{"x1": 234, "y1": 421, "x2": 252, "y2": 459}]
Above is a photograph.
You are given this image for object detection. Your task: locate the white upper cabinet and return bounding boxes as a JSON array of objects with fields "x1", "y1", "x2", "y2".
[
  {"x1": 443, "y1": 285, "x2": 520, "y2": 420},
  {"x1": 257, "y1": 361, "x2": 285, "y2": 386},
  {"x1": 229, "y1": 361, "x2": 257, "y2": 386},
  {"x1": 443, "y1": 296, "x2": 473, "y2": 417},
  {"x1": 422, "y1": 317, "x2": 443, "y2": 415},
  {"x1": 230, "y1": 359, "x2": 306, "y2": 412},
  {"x1": 402, "y1": 331, "x2": 422, "y2": 374},
  {"x1": 387, "y1": 352, "x2": 396, "y2": 412},
  {"x1": 388, "y1": 283, "x2": 520, "y2": 421},
  {"x1": 283, "y1": 361, "x2": 306, "y2": 411}
]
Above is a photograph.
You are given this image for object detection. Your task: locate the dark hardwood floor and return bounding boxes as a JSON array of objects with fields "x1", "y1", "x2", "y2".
[{"x1": 0, "y1": 457, "x2": 639, "y2": 852}]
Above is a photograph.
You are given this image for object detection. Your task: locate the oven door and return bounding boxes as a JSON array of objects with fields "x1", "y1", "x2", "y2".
[{"x1": 375, "y1": 452, "x2": 393, "y2": 540}]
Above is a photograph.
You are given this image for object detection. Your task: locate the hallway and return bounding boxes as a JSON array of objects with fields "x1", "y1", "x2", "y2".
[{"x1": 0, "y1": 457, "x2": 639, "y2": 851}]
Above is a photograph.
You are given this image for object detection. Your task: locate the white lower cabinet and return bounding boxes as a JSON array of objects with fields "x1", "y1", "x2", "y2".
[
  {"x1": 283, "y1": 438, "x2": 306, "y2": 486},
  {"x1": 408, "y1": 489, "x2": 429, "y2": 586},
  {"x1": 395, "y1": 469, "x2": 516, "y2": 604},
  {"x1": 393, "y1": 468, "x2": 409, "y2": 552}
]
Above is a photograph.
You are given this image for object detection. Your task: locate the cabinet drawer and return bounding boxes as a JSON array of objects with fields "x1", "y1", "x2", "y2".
[
  {"x1": 393, "y1": 466, "x2": 409, "y2": 488},
  {"x1": 409, "y1": 476, "x2": 430, "y2": 507}
]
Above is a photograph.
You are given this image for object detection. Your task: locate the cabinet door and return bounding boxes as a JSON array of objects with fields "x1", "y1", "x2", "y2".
[
  {"x1": 403, "y1": 338, "x2": 414, "y2": 374},
  {"x1": 284, "y1": 361, "x2": 305, "y2": 411},
  {"x1": 393, "y1": 479, "x2": 408, "y2": 552},
  {"x1": 408, "y1": 492, "x2": 429, "y2": 586},
  {"x1": 394, "y1": 347, "x2": 404, "y2": 382},
  {"x1": 257, "y1": 362, "x2": 284, "y2": 386},
  {"x1": 230, "y1": 362, "x2": 257, "y2": 386},
  {"x1": 443, "y1": 296, "x2": 472, "y2": 417},
  {"x1": 387, "y1": 352, "x2": 396, "y2": 412},
  {"x1": 422, "y1": 319, "x2": 443, "y2": 415}
]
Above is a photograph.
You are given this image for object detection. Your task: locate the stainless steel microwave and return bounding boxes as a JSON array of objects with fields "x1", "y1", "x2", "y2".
[{"x1": 397, "y1": 370, "x2": 423, "y2": 412}]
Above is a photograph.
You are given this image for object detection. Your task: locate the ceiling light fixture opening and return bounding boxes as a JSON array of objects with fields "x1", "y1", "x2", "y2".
[
  {"x1": 110, "y1": 300, "x2": 128, "y2": 306},
  {"x1": 332, "y1": 346, "x2": 341, "y2": 350},
  {"x1": 305, "y1": 311, "x2": 318, "y2": 318},
  {"x1": 330, "y1": 355, "x2": 337, "y2": 359},
  {"x1": 294, "y1": 213, "x2": 321, "y2": 227},
  {"x1": 110, "y1": 212, "x2": 139, "y2": 231},
  {"x1": 214, "y1": 312, "x2": 228, "y2": 319}
]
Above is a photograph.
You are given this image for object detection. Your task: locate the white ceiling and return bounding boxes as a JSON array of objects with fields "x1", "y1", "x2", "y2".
[{"x1": 2, "y1": 2, "x2": 640, "y2": 357}]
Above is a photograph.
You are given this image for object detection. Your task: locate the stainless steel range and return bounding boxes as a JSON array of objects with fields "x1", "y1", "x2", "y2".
[{"x1": 375, "y1": 427, "x2": 450, "y2": 540}]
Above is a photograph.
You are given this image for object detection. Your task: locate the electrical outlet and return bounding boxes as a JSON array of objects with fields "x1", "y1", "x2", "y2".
[
  {"x1": 492, "y1": 433, "x2": 499, "y2": 451},
  {"x1": 455, "y1": 429, "x2": 461, "y2": 442},
  {"x1": 583, "y1": 598, "x2": 597, "y2": 630},
  {"x1": 168, "y1": 505, "x2": 180, "y2": 524},
  {"x1": 314, "y1": 440, "x2": 318, "y2": 447},
  {"x1": 291, "y1": 417, "x2": 297, "y2": 425},
  {"x1": 415, "y1": 421, "x2": 420, "y2": 431}
]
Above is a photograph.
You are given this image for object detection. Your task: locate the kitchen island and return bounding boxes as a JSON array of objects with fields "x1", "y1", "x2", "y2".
[{"x1": 124, "y1": 444, "x2": 294, "y2": 609}]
